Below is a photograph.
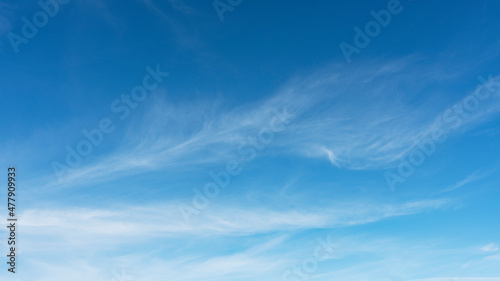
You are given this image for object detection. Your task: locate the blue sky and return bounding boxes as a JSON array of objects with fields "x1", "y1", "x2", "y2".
[{"x1": 1, "y1": 0, "x2": 500, "y2": 280}]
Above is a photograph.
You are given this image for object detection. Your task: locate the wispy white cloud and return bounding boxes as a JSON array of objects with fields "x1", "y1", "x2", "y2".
[
  {"x1": 303, "y1": 237, "x2": 500, "y2": 281},
  {"x1": 19, "y1": 235, "x2": 290, "y2": 281},
  {"x1": 481, "y1": 243, "x2": 499, "y2": 253},
  {"x1": 411, "y1": 277, "x2": 500, "y2": 281},
  {"x1": 166, "y1": 0, "x2": 196, "y2": 14},
  {"x1": 23, "y1": 58, "x2": 500, "y2": 188},
  {"x1": 442, "y1": 169, "x2": 498, "y2": 193},
  {"x1": 13, "y1": 199, "x2": 450, "y2": 247},
  {"x1": 1, "y1": 198, "x2": 458, "y2": 281}
]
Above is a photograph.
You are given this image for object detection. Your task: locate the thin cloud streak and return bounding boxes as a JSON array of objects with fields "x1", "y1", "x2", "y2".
[
  {"x1": 441, "y1": 169, "x2": 498, "y2": 193},
  {"x1": 26, "y1": 59, "x2": 500, "y2": 189},
  {"x1": 10, "y1": 199, "x2": 451, "y2": 248}
]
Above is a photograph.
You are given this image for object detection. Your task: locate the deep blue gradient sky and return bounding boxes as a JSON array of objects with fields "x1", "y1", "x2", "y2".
[{"x1": 1, "y1": 0, "x2": 500, "y2": 280}]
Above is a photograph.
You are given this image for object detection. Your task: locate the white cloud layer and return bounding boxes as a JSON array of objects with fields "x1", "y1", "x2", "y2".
[{"x1": 40, "y1": 58, "x2": 500, "y2": 188}]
